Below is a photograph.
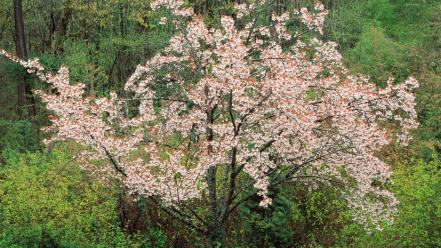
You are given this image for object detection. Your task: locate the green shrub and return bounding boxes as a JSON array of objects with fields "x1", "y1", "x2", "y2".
[
  {"x1": 345, "y1": 26, "x2": 409, "y2": 86},
  {"x1": 333, "y1": 157, "x2": 441, "y2": 248},
  {"x1": 0, "y1": 148, "x2": 150, "y2": 247},
  {"x1": 0, "y1": 120, "x2": 38, "y2": 158},
  {"x1": 384, "y1": 157, "x2": 441, "y2": 247}
]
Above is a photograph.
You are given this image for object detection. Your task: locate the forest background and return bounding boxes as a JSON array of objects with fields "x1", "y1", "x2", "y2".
[{"x1": 0, "y1": 0, "x2": 440, "y2": 247}]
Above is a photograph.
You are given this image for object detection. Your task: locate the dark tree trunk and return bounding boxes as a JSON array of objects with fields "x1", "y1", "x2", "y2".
[
  {"x1": 118, "y1": 189, "x2": 146, "y2": 234},
  {"x1": 13, "y1": 0, "x2": 36, "y2": 118},
  {"x1": 13, "y1": 0, "x2": 26, "y2": 60},
  {"x1": 13, "y1": 0, "x2": 27, "y2": 118},
  {"x1": 206, "y1": 165, "x2": 227, "y2": 248}
]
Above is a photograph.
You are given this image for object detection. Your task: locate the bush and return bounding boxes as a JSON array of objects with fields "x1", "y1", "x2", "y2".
[
  {"x1": 236, "y1": 181, "x2": 368, "y2": 248},
  {"x1": 0, "y1": 120, "x2": 38, "y2": 159},
  {"x1": 0, "y1": 147, "x2": 150, "y2": 247},
  {"x1": 345, "y1": 26, "x2": 409, "y2": 86},
  {"x1": 383, "y1": 157, "x2": 441, "y2": 247},
  {"x1": 333, "y1": 156, "x2": 441, "y2": 248}
]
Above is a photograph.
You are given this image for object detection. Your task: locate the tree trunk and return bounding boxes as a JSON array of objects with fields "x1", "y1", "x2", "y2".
[
  {"x1": 207, "y1": 222, "x2": 226, "y2": 248},
  {"x1": 13, "y1": 0, "x2": 27, "y2": 118},
  {"x1": 13, "y1": 0, "x2": 36, "y2": 118},
  {"x1": 205, "y1": 84, "x2": 228, "y2": 247},
  {"x1": 13, "y1": 0, "x2": 26, "y2": 60},
  {"x1": 206, "y1": 165, "x2": 227, "y2": 248}
]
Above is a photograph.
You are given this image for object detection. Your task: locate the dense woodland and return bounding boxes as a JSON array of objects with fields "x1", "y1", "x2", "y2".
[{"x1": 0, "y1": 0, "x2": 440, "y2": 247}]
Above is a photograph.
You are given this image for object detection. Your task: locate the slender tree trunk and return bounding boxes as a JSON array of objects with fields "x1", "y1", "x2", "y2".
[
  {"x1": 13, "y1": 0, "x2": 36, "y2": 118},
  {"x1": 206, "y1": 165, "x2": 227, "y2": 248},
  {"x1": 207, "y1": 224, "x2": 226, "y2": 248},
  {"x1": 13, "y1": 0, "x2": 27, "y2": 118},
  {"x1": 205, "y1": 84, "x2": 227, "y2": 247},
  {"x1": 13, "y1": 0, "x2": 26, "y2": 60}
]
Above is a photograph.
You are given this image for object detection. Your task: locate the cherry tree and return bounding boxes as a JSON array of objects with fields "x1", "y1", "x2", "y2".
[{"x1": 1, "y1": 1, "x2": 419, "y2": 246}]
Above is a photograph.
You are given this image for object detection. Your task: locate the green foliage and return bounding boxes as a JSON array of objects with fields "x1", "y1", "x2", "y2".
[
  {"x1": 328, "y1": 0, "x2": 441, "y2": 149},
  {"x1": 325, "y1": 0, "x2": 372, "y2": 50},
  {"x1": 0, "y1": 120, "x2": 38, "y2": 158},
  {"x1": 345, "y1": 26, "x2": 409, "y2": 85},
  {"x1": 415, "y1": 71, "x2": 441, "y2": 145},
  {"x1": 386, "y1": 157, "x2": 441, "y2": 247},
  {"x1": 333, "y1": 157, "x2": 441, "y2": 248},
  {"x1": 0, "y1": 59, "x2": 23, "y2": 120},
  {"x1": 237, "y1": 182, "x2": 366, "y2": 248},
  {"x1": 239, "y1": 189, "x2": 299, "y2": 247},
  {"x1": 62, "y1": 40, "x2": 109, "y2": 96},
  {"x1": 0, "y1": 148, "x2": 151, "y2": 247}
]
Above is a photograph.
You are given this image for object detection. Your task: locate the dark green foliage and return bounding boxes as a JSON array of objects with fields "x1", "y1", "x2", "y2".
[
  {"x1": 325, "y1": 0, "x2": 371, "y2": 50},
  {"x1": 345, "y1": 26, "x2": 409, "y2": 85},
  {"x1": 236, "y1": 182, "x2": 365, "y2": 248},
  {"x1": 238, "y1": 188, "x2": 300, "y2": 247},
  {"x1": 0, "y1": 58, "x2": 24, "y2": 120},
  {"x1": 0, "y1": 120, "x2": 38, "y2": 158}
]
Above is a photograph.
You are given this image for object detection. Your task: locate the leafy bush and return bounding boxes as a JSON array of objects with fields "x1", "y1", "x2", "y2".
[
  {"x1": 0, "y1": 120, "x2": 38, "y2": 159},
  {"x1": 332, "y1": 156, "x2": 441, "y2": 248},
  {"x1": 236, "y1": 182, "x2": 368, "y2": 248},
  {"x1": 383, "y1": 157, "x2": 441, "y2": 247},
  {"x1": 345, "y1": 26, "x2": 409, "y2": 85},
  {"x1": 0, "y1": 147, "x2": 151, "y2": 247}
]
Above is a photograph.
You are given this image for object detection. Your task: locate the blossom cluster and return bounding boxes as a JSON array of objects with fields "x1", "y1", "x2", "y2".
[{"x1": 297, "y1": 2, "x2": 328, "y2": 34}]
